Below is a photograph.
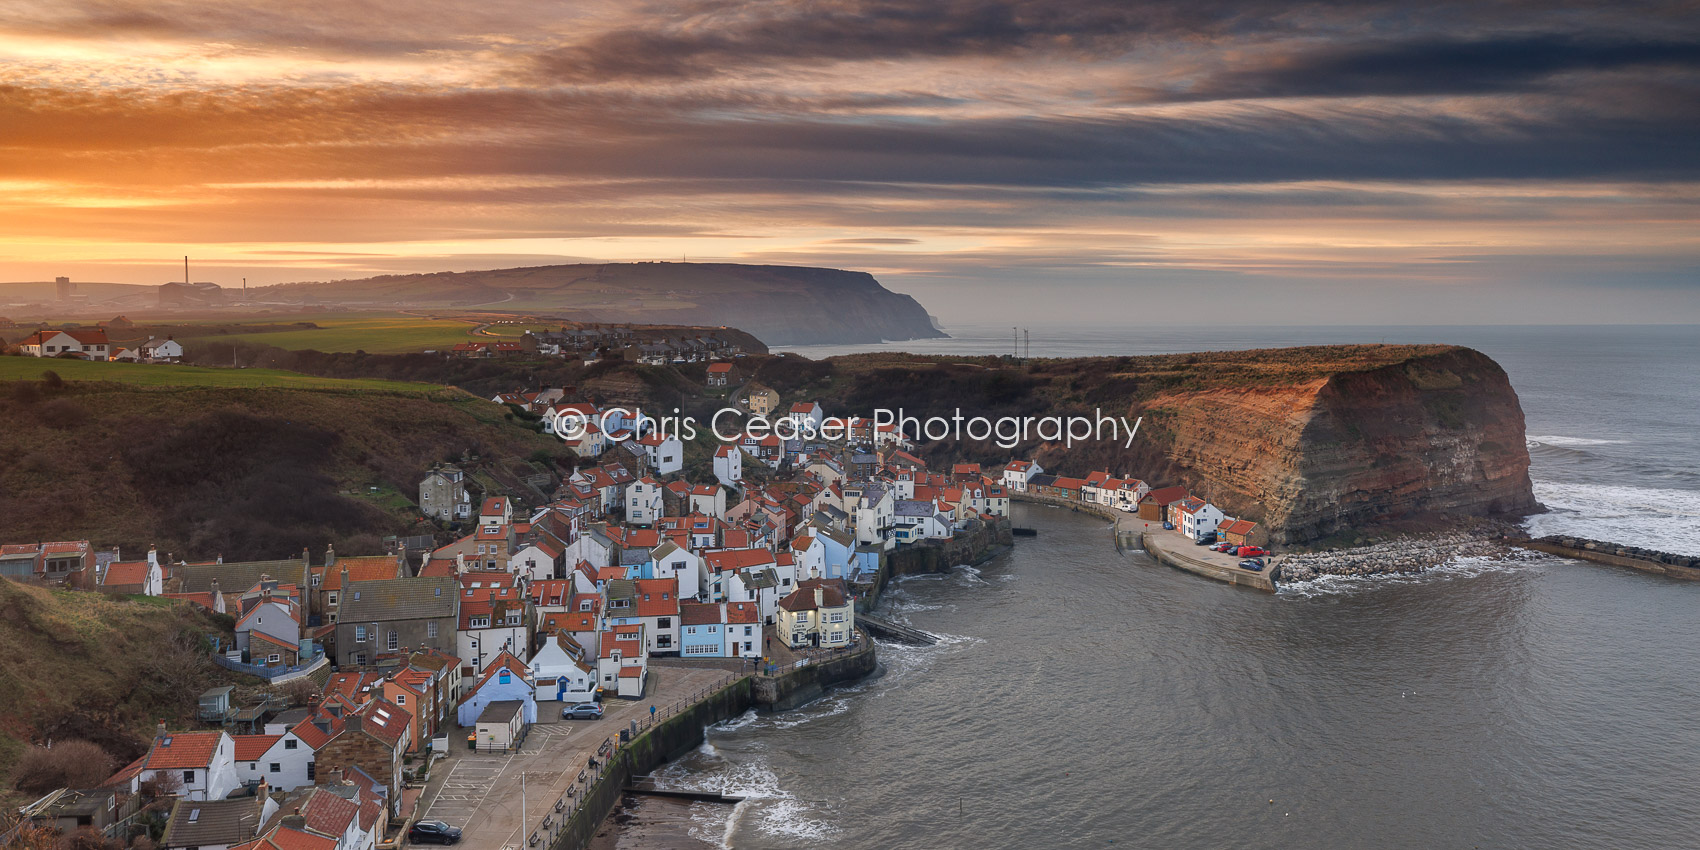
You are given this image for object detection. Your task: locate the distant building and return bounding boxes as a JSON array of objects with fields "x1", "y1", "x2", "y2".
[
  {"x1": 18, "y1": 328, "x2": 109, "y2": 359},
  {"x1": 137, "y1": 336, "x2": 184, "y2": 363},
  {"x1": 158, "y1": 281, "x2": 224, "y2": 307},
  {"x1": 418, "y1": 464, "x2": 471, "y2": 522},
  {"x1": 55, "y1": 276, "x2": 74, "y2": 301}
]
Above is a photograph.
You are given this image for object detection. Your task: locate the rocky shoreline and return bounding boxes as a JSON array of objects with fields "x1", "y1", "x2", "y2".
[{"x1": 1274, "y1": 522, "x2": 1538, "y2": 582}]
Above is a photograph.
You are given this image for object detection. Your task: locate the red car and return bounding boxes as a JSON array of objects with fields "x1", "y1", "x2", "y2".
[{"x1": 1236, "y1": 546, "x2": 1269, "y2": 558}]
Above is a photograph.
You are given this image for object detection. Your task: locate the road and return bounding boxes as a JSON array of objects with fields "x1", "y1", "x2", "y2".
[{"x1": 414, "y1": 666, "x2": 735, "y2": 850}]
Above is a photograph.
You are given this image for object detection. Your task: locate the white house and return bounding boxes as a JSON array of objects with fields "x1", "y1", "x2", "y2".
[
  {"x1": 776, "y1": 579, "x2": 855, "y2": 649},
  {"x1": 788, "y1": 534, "x2": 825, "y2": 581},
  {"x1": 1173, "y1": 497, "x2": 1227, "y2": 541},
  {"x1": 18, "y1": 328, "x2": 109, "y2": 359},
  {"x1": 137, "y1": 337, "x2": 185, "y2": 363},
  {"x1": 232, "y1": 731, "x2": 315, "y2": 792},
  {"x1": 635, "y1": 433, "x2": 683, "y2": 476},
  {"x1": 455, "y1": 651, "x2": 539, "y2": 728},
  {"x1": 713, "y1": 445, "x2": 743, "y2": 487},
  {"x1": 1002, "y1": 459, "x2": 1043, "y2": 492},
  {"x1": 596, "y1": 626, "x2": 649, "y2": 698},
  {"x1": 529, "y1": 633, "x2": 598, "y2": 703},
  {"x1": 688, "y1": 483, "x2": 726, "y2": 518},
  {"x1": 650, "y1": 542, "x2": 703, "y2": 601},
  {"x1": 625, "y1": 478, "x2": 664, "y2": 525},
  {"x1": 457, "y1": 585, "x2": 530, "y2": 676},
  {"x1": 139, "y1": 729, "x2": 241, "y2": 802},
  {"x1": 786, "y1": 401, "x2": 825, "y2": 434}
]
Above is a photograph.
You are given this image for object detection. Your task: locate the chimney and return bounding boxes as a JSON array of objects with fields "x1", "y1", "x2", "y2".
[
  {"x1": 147, "y1": 546, "x2": 158, "y2": 568},
  {"x1": 395, "y1": 543, "x2": 407, "y2": 573},
  {"x1": 302, "y1": 547, "x2": 311, "y2": 568},
  {"x1": 814, "y1": 586, "x2": 824, "y2": 609},
  {"x1": 325, "y1": 544, "x2": 336, "y2": 568},
  {"x1": 281, "y1": 815, "x2": 307, "y2": 831},
  {"x1": 346, "y1": 713, "x2": 362, "y2": 734},
  {"x1": 340, "y1": 565, "x2": 350, "y2": 598},
  {"x1": 156, "y1": 720, "x2": 167, "y2": 739}
]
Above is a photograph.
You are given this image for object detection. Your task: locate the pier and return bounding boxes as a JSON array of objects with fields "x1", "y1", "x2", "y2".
[
  {"x1": 1138, "y1": 525, "x2": 1277, "y2": 592},
  {"x1": 858, "y1": 613, "x2": 940, "y2": 645}
]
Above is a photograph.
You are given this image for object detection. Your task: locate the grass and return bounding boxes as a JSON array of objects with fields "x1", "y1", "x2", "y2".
[
  {"x1": 209, "y1": 314, "x2": 480, "y2": 353},
  {"x1": 0, "y1": 356, "x2": 447, "y2": 393}
]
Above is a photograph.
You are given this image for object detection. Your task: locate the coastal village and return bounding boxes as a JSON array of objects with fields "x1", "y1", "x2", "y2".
[{"x1": 1, "y1": 364, "x2": 1269, "y2": 850}]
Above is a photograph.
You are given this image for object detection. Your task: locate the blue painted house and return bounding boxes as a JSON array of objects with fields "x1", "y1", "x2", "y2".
[{"x1": 455, "y1": 650, "x2": 538, "y2": 727}]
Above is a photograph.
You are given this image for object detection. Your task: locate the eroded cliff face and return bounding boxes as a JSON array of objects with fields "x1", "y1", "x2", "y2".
[{"x1": 1147, "y1": 347, "x2": 1535, "y2": 543}]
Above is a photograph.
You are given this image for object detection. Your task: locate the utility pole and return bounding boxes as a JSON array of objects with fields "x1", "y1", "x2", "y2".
[{"x1": 184, "y1": 256, "x2": 189, "y2": 285}]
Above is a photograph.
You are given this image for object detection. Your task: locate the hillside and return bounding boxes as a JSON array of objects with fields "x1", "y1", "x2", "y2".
[
  {"x1": 0, "y1": 580, "x2": 235, "y2": 794},
  {"x1": 0, "y1": 363, "x2": 567, "y2": 560},
  {"x1": 256, "y1": 263, "x2": 944, "y2": 346},
  {"x1": 772, "y1": 344, "x2": 1537, "y2": 543}
]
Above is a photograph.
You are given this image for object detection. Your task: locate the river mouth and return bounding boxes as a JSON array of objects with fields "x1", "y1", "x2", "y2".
[{"x1": 611, "y1": 501, "x2": 1700, "y2": 849}]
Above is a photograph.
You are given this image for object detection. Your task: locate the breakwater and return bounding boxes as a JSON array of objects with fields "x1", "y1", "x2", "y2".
[
  {"x1": 752, "y1": 635, "x2": 879, "y2": 711},
  {"x1": 1274, "y1": 523, "x2": 1532, "y2": 582},
  {"x1": 1141, "y1": 530, "x2": 1277, "y2": 592},
  {"x1": 1523, "y1": 536, "x2": 1700, "y2": 581}
]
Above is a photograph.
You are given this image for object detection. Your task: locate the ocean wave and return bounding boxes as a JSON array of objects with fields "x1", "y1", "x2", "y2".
[
  {"x1": 1527, "y1": 435, "x2": 1629, "y2": 447},
  {"x1": 1528, "y1": 481, "x2": 1700, "y2": 553},
  {"x1": 655, "y1": 755, "x2": 838, "y2": 845}
]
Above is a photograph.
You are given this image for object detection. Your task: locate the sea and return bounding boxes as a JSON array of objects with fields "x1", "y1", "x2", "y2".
[{"x1": 598, "y1": 325, "x2": 1700, "y2": 849}]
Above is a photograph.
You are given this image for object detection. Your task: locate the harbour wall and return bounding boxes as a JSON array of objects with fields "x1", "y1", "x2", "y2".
[
  {"x1": 753, "y1": 637, "x2": 879, "y2": 711},
  {"x1": 550, "y1": 678, "x2": 752, "y2": 850},
  {"x1": 1524, "y1": 538, "x2": 1700, "y2": 581},
  {"x1": 1141, "y1": 532, "x2": 1277, "y2": 592}
]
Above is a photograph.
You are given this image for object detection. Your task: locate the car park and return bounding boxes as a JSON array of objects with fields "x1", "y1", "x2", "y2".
[{"x1": 409, "y1": 821, "x2": 462, "y2": 845}]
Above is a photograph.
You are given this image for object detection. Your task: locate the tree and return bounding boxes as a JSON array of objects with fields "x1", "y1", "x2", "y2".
[
  {"x1": 11, "y1": 740, "x2": 116, "y2": 795},
  {"x1": 277, "y1": 676, "x2": 318, "y2": 707}
]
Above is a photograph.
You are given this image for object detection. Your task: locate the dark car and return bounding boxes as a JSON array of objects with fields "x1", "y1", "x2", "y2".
[
  {"x1": 409, "y1": 821, "x2": 462, "y2": 845},
  {"x1": 562, "y1": 702, "x2": 604, "y2": 720},
  {"x1": 1194, "y1": 534, "x2": 1216, "y2": 545},
  {"x1": 1162, "y1": 521, "x2": 1174, "y2": 530},
  {"x1": 1239, "y1": 559, "x2": 1265, "y2": 571}
]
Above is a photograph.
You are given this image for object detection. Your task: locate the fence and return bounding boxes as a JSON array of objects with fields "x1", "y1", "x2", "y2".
[
  {"x1": 212, "y1": 651, "x2": 328, "y2": 683},
  {"x1": 530, "y1": 673, "x2": 742, "y2": 850}
]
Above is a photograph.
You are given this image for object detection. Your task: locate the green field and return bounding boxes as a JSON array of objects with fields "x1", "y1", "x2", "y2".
[
  {"x1": 0, "y1": 355, "x2": 447, "y2": 393},
  {"x1": 209, "y1": 314, "x2": 480, "y2": 353}
]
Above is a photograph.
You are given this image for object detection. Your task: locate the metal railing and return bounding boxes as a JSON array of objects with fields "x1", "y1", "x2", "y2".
[{"x1": 527, "y1": 672, "x2": 742, "y2": 850}]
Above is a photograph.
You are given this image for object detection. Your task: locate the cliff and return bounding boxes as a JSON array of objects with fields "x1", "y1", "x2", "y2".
[
  {"x1": 806, "y1": 344, "x2": 1536, "y2": 544},
  {"x1": 257, "y1": 262, "x2": 945, "y2": 346}
]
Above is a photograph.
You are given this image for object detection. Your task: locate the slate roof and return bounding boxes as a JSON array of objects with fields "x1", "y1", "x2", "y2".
[
  {"x1": 179, "y1": 559, "x2": 309, "y2": 594},
  {"x1": 339, "y1": 576, "x2": 457, "y2": 622},
  {"x1": 477, "y1": 700, "x2": 524, "y2": 724},
  {"x1": 161, "y1": 797, "x2": 268, "y2": 849}
]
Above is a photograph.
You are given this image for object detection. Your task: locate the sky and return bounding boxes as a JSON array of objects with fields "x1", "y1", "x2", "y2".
[{"x1": 2, "y1": 0, "x2": 1697, "y2": 324}]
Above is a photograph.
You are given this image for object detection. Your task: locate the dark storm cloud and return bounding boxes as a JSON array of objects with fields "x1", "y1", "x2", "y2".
[{"x1": 1178, "y1": 36, "x2": 1700, "y2": 101}]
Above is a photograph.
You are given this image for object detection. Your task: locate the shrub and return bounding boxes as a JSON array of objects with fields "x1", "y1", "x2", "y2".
[{"x1": 12, "y1": 739, "x2": 116, "y2": 795}]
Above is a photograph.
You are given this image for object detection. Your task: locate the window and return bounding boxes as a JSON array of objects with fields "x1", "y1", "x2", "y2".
[
  {"x1": 328, "y1": 593, "x2": 338, "y2": 606},
  {"x1": 395, "y1": 694, "x2": 406, "y2": 705},
  {"x1": 269, "y1": 763, "x2": 280, "y2": 773},
  {"x1": 267, "y1": 654, "x2": 281, "y2": 663},
  {"x1": 354, "y1": 653, "x2": 366, "y2": 665},
  {"x1": 685, "y1": 626, "x2": 696, "y2": 635},
  {"x1": 183, "y1": 770, "x2": 195, "y2": 784},
  {"x1": 284, "y1": 739, "x2": 297, "y2": 750},
  {"x1": 471, "y1": 617, "x2": 489, "y2": 628},
  {"x1": 744, "y1": 626, "x2": 753, "y2": 636},
  {"x1": 388, "y1": 631, "x2": 399, "y2": 650},
  {"x1": 427, "y1": 622, "x2": 438, "y2": 638},
  {"x1": 354, "y1": 625, "x2": 367, "y2": 642},
  {"x1": 657, "y1": 617, "x2": 671, "y2": 628},
  {"x1": 307, "y1": 762, "x2": 316, "y2": 781}
]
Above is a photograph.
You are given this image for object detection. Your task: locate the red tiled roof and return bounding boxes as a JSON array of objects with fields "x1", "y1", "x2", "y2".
[
  {"x1": 680, "y1": 601, "x2": 722, "y2": 626},
  {"x1": 232, "y1": 734, "x2": 281, "y2": 762},
  {"x1": 633, "y1": 578, "x2": 679, "y2": 618},
  {"x1": 1143, "y1": 486, "x2": 1190, "y2": 506},
  {"x1": 102, "y1": 559, "x2": 151, "y2": 587},
  {"x1": 318, "y1": 556, "x2": 400, "y2": 590},
  {"x1": 704, "y1": 548, "x2": 772, "y2": 572},
  {"x1": 726, "y1": 602, "x2": 758, "y2": 624},
  {"x1": 143, "y1": 731, "x2": 223, "y2": 770}
]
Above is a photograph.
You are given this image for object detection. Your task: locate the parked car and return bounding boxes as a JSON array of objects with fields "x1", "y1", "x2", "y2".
[
  {"x1": 409, "y1": 821, "x2": 462, "y2": 845},
  {"x1": 1236, "y1": 546, "x2": 1270, "y2": 558},
  {"x1": 1162, "y1": 521, "x2": 1174, "y2": 530},
  {"x1": 1194, "y1": 534, "x2": 1216, "y2": 546},
  {"x1": 563, "y1": 702, "x2": 605, "y2": 720},
  {"x1": 1212, "y1": 543, "x2": 1235, "y2": 553},
  {"x1": 1238, "y1": 559, "x2": 1266, "y2": 571}
]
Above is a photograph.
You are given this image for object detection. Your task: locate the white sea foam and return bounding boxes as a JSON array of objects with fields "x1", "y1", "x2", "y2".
[
  {"x1": 1527, "y1": 435, "x2": 1629, "y2": 447},
  {"x1": 659, "y1": 755, "x2": 839, "y2": 844},
  {"x1": 1529, "y1": 480, "x2": 1700, "y2": 553},
  {"x1": 1278, "y1": 555, "x2": 1536, "y2": 599}
]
